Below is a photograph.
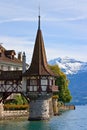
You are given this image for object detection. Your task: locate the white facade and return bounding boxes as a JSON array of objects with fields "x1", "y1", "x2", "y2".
[{"x1": 0, "y1": 61, "x2": 22, "y2": 71}]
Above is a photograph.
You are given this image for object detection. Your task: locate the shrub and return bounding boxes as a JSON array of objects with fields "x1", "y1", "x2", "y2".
[{"x1": 4, "y1": 104, "x2": 29, "y2": 110}]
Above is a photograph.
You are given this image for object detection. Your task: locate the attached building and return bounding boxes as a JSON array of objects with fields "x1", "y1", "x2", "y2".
[{"x1": 0, "y1": 44, "x2": 25, "y2": 71}]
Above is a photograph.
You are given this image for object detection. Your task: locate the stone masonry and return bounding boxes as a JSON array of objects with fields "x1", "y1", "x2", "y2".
[{"x1": 29, "y1": 97, "x2": 53, "y2": 120}]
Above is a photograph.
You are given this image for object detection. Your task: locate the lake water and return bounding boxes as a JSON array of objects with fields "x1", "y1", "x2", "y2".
[{"x1": 0, "y1": 105, "x2": 87, "y2": 130}]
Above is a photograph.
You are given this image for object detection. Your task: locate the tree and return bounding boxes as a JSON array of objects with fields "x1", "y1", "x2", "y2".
[
  {"x1": 48, "y1": 64, "x2": 72, "y2": 103},
  {"x1": 14, "y1": 94, "x2": 28, "y2": 105},
  {"x1": 56, "y1": 74, "x2": 72, "y2": 103}
]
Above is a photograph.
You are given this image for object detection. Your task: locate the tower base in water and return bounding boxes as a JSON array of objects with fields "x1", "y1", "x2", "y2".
[{"x1": 28, "y1": 96, "x2": 53, "y2": 121}]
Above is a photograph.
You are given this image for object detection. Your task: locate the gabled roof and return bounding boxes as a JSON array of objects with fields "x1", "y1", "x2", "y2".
[
  {"x1": 24, "y1": 16, "x2": 55, "y2": 77},
  {"x1": 0, "y1": 44, "x2": 22, "y2": 65},
  {"x1": 0, "y1": 56, "x2": 22, "y2": 64}
]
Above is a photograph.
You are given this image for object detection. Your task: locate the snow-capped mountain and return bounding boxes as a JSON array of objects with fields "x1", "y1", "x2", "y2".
[{"x1": 49, "y1": 57, "x2": 87, "y2": 75}]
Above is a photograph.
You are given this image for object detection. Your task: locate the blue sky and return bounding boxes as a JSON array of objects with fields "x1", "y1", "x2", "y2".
[{"x1": 0, "y1": 0, "x2": 87, "y2": 63}]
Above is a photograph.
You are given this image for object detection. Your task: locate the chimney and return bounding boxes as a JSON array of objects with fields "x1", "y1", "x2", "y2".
[
  {"x1": 22, "y1": 52, "x2": 26, "y2": 73},
  {"x1": 18, "y1": 52, "x2": 22, "y2": 61}
]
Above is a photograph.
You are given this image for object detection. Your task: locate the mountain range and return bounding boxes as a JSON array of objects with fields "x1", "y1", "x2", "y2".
[{"x1": 49, "y1": 57, "x2": 87, "y2": 105}]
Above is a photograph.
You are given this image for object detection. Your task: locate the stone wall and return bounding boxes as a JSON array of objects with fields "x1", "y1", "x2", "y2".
[
  {"x1": 0, "y1": 103, "x2": 29, "y2": 119},
  {"x1": 29, "y1": 97, "x2": 53, "y2": 120},
  {"x1": 4, "y1": 110, "x2": 28, "y2": 117},
  {"x1": 0, "y1": 103, "x2": 4, "y2": 117},
  {"x1": 0, "y1": 110, "x2": 29, "y2": 120},
  {"x1": 59, "y1": 105, "x2": 75, "y2": 111},
  {"x1": 52, "y1": 99, "x2": 58, "y2": 115}
]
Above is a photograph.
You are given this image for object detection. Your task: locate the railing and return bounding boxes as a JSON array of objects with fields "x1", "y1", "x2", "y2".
[{"x1": 0, "y1": 84, "x2": 22, "y2": 92}]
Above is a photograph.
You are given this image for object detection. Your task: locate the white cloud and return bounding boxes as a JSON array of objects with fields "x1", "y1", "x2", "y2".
[
  {"x1": 0, "y1": 36, "x2": 33, "y2": 46},
  {"x1": 0, "y1": 0, "x2": 87, "y2": 62},
  {"x1": 0, "y1": 18, "x2": 36, "y2": 24},
  {"x1": 44, "y1": 15, "x2": 87, "y2": 22},
  {"x1": 0, "y1": 0, "x2": 87, "y2": 22}
]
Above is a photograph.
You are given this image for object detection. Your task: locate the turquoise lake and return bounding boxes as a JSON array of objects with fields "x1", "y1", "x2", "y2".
[{"x1": 0, "y1": 105, "x2": 87, "y2": 130}]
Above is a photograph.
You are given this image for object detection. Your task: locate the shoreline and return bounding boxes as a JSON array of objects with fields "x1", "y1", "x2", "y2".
[
  {"x1": 59, "y1": 105, "x2": 75, "y2": 111},
  {"x1": 54, "y1": 105, "x2": 75, "y2": 116},
  {"x1": 0, "y1": 115, "x2": 29, "y2": 121},
  {"x1": 0, "y1": 105, "x2": 75, "y2": 121}
]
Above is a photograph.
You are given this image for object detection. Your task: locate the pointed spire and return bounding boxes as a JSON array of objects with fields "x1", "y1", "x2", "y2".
[
  {"x1": 38, "y1": 6, "x2": 40, "y2": 30},
  {"x1": 24, "y1": 13, "x2": 55, "y2": 77}
]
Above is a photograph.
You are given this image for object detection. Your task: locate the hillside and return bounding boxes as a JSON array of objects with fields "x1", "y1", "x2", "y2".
[{"x1": 68, "y1": 72, "x2": 87, "y2": 105}]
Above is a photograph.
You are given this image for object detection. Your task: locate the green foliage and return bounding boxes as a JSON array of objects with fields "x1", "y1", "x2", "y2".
[
  {"x1": 14, "y1": 94, "x2": 23, "y2": 105},
  {"x1": 4, "y1": 94, "x2": 28, "y2": 110},
  {"x1": 48, "y1": 64, "x2": 62, "y2": 76},
  {"x1": 21, "y1": 95, "x2": 28, "y2": 104},
  {"x1": 4, "y1": 94, "x2": 28, "y2": 105},
  {"x1": 4, "y1": 104, "x2": 29, "y2": 110},
  {"x1": 49, "y1": 64, "x2": 72, "y2": 103},
  {"x1": 4, "y1": 99, "x2": 17, "y2": 105},
  {"x1": 52, "y1": 95, "x2": 59, "y2": 99},
  {"x1": 14, "y1": 94, "x2": 28, "y2": 105},
  {"x1": 56, "y1": 74, "x2": 72, "y2": 103}
]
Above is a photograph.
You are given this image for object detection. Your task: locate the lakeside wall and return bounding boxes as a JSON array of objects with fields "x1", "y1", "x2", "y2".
[
  {"x1": 59, "y1": 105, "x2": 75, "y2": 111},
  {"x1": 0, "y1": 103, "x2": 29, "y2": 120},
  {"x1": 0, "y1": 102, "x2": 75, "y2": 120},
  {"x1": 0, "y1": 110, "x2": 29, "y2": 120}
]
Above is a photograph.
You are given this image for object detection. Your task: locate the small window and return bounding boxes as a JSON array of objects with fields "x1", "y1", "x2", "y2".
[
  {"x1": 53, "y1": 80, "x2": 55, "y2": 85},
  {"x1": 34, "y1": 86, "x2": 37, "y2": 91},
  {"x1": 30, "y1": 79, "x2": 37, "y2": 85},
  {"x1": 30, "y1": 86, "x2": 33, "y2": 91},
  {"x1": 41, "y1": 79, "x2": 47, "y2": 85},
  {"x1": 1, "y1": 65, "x2": 3, "y2": 70},
  {"x1": 41, "y1": 86, "x2": 47, "y2": 91}
]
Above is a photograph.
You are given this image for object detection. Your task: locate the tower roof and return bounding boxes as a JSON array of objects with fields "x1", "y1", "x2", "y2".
[{"x1": 24, "y1": 16, "x2": 55, "y2": 76}]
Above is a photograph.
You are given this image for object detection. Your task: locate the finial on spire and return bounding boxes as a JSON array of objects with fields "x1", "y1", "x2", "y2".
[{"x1": 38, "y1": 6, "x2": 40, "y2": 30}]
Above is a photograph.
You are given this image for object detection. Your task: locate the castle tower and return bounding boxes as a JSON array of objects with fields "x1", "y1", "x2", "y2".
[{"x1": 23, "y1": 15, "x2": 57, "y2": 120}]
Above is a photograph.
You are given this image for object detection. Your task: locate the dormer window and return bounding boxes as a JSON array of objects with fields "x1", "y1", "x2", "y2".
[
  {"x1": 5, "y1": 50, "x2": 16, "y2": 59},
  {"x1": 12, "y1": 54, "x2": 14, "y2": 60}
]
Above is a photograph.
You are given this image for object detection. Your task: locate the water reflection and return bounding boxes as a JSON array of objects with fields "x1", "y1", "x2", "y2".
[
  {"x1": 24, "y1": 121, "x2": 50, "y2": 130},
  {"x1": 0, "y1": 120, "x2": 51, "y2": 130}
]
